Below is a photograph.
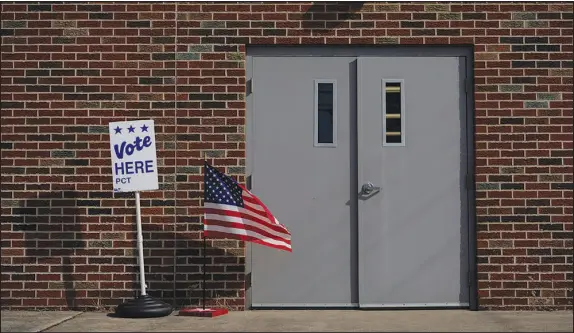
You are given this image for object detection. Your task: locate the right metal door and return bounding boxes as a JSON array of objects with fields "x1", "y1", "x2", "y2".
[{"x1": 357, "y1": 56, "x2": 470, "y2": 308}]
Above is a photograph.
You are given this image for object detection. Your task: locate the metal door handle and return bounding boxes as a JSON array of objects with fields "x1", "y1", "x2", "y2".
[{"x1": 361, "y1": 182, "x2": 381, "y2": 196}]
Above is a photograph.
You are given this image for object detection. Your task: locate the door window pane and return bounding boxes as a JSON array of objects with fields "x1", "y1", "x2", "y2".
[
  {"x1": 315, "y1": 80, "x2": 337, "y2": 146},
  {"x1": 383, "y1": 81, "x2": 405, "y2": 146}
]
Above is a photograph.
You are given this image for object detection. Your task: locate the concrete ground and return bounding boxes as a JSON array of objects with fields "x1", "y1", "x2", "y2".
[
  {"x1": 0, "y1": 311, "x2": 81, "y2": 333},
  {"x1": 1, "y1": 310, "x2": 573, "y2": 332}
]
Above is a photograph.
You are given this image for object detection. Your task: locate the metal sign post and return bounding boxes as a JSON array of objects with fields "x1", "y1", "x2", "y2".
[
  {"x1": 135, "y1": 191, "x2": 147, "y2": 297},
  {"x1": 108, "y1": 119, "x2": 172, "y2": 318}
]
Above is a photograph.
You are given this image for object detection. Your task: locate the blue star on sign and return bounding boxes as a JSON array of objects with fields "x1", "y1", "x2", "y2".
[
  {"x1": 141, "y1": 124, "x2": 149, "y2": 132},
  {"x1": 128, "y1": 125, "x2": 135, "y2": 133},
  {"x1": 114, "y1": 126, "x2": 122, "y2": 134}
]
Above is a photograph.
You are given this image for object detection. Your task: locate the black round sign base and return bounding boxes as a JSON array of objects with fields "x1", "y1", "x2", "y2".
[{"x1": 114, "y1": 295, "x2": 173, "y2": 318}]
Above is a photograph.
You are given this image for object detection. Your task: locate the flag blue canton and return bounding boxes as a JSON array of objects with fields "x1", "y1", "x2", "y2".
[{"x1": 204, "y1": 162, "x2": 244, "y2": 207}]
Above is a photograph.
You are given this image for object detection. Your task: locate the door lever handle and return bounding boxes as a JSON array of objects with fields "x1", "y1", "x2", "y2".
[{"x1": 361, "y1": 182, "x2": 381, "y2": 197}]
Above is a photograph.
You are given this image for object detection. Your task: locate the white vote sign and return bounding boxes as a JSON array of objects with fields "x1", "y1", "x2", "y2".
[{"x1": 109, "y1": 119, "x2": 159, "y2": 193}]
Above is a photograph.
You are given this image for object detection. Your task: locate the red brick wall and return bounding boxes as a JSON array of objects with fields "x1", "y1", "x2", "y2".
[{"x1": 1, "y1": 2, "x2": 572, "y2": 311}]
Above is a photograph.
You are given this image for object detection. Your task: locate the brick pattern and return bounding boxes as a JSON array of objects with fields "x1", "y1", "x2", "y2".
[{"x1": 1, "y1": 2, "x2": 572, "y2": 311}]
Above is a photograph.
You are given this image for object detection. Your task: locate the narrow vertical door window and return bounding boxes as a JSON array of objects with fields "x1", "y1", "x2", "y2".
[
  {"x1": 315, "y1": 80, "x2": 337, "y2": 147},
  {"x1": 383, "y1": 80, "x2": 405, "y2": 146}
]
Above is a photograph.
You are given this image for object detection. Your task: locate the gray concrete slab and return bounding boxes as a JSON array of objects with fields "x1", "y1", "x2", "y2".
[
  {"x1": 41, "y1": 310, "x2": 573, "y2": 332},
  {"x1": 0, "y1": 311, "x2": 81, "y2": 333}
]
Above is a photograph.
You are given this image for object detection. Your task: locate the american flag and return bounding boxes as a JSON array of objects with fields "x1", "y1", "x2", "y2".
[{"x1": 203, "y1": 162, "x2": 292, "y2": 252}]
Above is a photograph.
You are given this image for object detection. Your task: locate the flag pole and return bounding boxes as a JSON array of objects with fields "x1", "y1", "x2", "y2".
[
  {"x1": 202, "y1": 226, "x2": 207, "y2": 310},
  {"x1": 202, "y1": 151, "x2": 207, "y2": 310},
  {"x1": 178, "y1": 151, "x2": 227, "y2": 318},
  {"x1": 179, "y1": 151, "x2": 228, "y2": 318}
]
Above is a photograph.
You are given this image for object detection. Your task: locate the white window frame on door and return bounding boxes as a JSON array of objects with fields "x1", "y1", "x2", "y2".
[
  {"x1": 382, "y1": 78, "x2": 406, "y2": 147},
  {"x1": 314, "y1": 79, "x2": 337, "y2": 147}
]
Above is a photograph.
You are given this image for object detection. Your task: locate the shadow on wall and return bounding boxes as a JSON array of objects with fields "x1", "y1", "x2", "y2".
[
  {"x1": 302, "y1": 2, "x2": 365, "y2": 30},
  {"x1": 148, "y1": 222, "x2": 246, "y2": 310},
  {"x1": 21, "y1": 191, "x2": 86, "y2": 310},
  {"x1": 18, "y1": 191, "x2": 243, "y2": 311}
]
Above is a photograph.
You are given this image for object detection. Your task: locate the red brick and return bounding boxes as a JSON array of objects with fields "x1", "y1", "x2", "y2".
[
  {"x1": 1, "y1": 1, "x2": 572, "y2": 312},
  {"x1": 481, "y1": 297, "x2": 503, "y2": 305}
]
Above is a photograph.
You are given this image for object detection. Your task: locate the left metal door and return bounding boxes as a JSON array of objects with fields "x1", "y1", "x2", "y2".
[{"x1": 249, "y1": 56, "x2": 357, "y2": 307}]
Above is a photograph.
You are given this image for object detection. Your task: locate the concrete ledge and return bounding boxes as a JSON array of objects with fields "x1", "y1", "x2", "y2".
[{"x1": 1, "y1": 311, "x2": 82, "y2": 333}]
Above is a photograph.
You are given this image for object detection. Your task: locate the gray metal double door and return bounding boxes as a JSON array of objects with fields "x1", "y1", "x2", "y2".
[{"x1": 248, "y1": 51, "x2": 470, "y2": 308}]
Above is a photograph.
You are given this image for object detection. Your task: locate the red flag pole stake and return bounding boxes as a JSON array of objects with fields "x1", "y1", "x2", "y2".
[{"x1": 178, "y1": 152, "x2": 228, "y2": 318}]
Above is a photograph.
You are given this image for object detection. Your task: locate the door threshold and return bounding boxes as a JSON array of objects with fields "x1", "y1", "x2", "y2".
[
  {"x1": 251, "y1": 303, "x2": 359, "y2": 310},
  {"x1": 250, "y1": 302, "x2": 471, "y2": 310},
  {"x1": 359, "y1": 302, "x2": 470, "y2": 310}
]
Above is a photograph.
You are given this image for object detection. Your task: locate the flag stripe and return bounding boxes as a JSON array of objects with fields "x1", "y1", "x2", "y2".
[
  {"x1": 204, "y1": 227, "x2": 291, "y2": 252},
  {"x1": 204, "y1": 220, "x2": 290, "y2": 249},
  {"x1": 243, "y1": 199, "x2": 267, "y2": 215},
  {"x1": 205, "y1": 214, "x2": 290, "y2": 242},
  {"x1": 242, "y1": 198, "x2": 281, "y2": 226},
  {"x1": 242, "y1": 201, "x2": 271, "y2": 221},
  {"x1": 204, "y1": 202, "x2": 289, "y2": 235},
  {"x1": 239, "y1": 185, "x2": 283, "y2": 227},
  {"x1": 241, "y1": 190, "x2": 254, "y2": 198},
  {"x1": 204, "y1": 213, "x2": 291, "y2": 241}
]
